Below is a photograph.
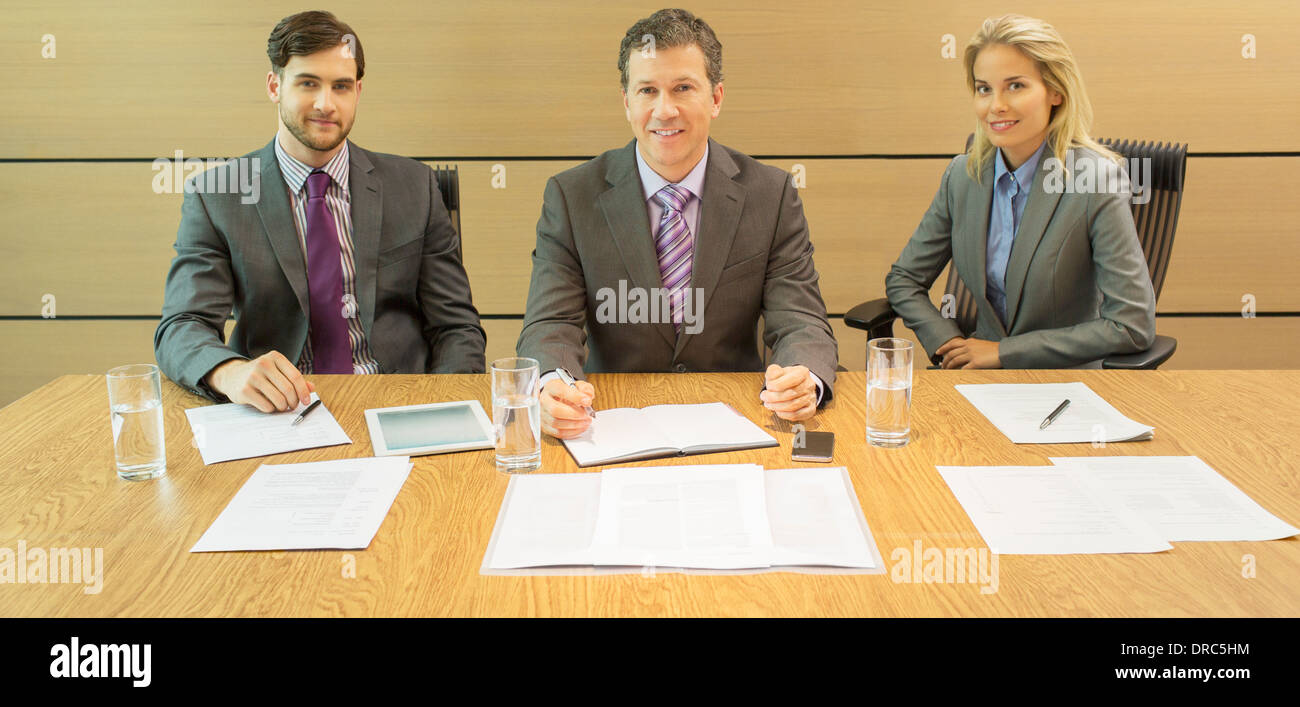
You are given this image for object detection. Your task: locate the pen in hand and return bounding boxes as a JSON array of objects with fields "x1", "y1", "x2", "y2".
[
  {"x1": 291, "y1": 398, "x2": 323, "y2": 427},
  {"x1": 555, "y1": 367, "x2": 595, "y2": 420},
  {"x1": 1039, "y1": 399, "x2": 1071, "y2": 430}
]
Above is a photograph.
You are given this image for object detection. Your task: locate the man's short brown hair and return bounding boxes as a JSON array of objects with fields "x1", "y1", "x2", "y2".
[
  {"x1": 267, "y1": 10, "x2": 365, "y2": 79},
  {"x1": 618, "y1": 8, "x2": 723, "y2": 90}
]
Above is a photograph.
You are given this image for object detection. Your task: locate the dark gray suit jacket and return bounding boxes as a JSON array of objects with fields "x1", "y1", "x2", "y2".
[
  {"x1": 516, "y1": 139, "x2": 838, "y2": 399},
  {"x1": 155, "y1": 139, "x2": 485, "y2": 399},
  {"x1": 886, "y1": 146, "x2": 1156, "y2": 368}
]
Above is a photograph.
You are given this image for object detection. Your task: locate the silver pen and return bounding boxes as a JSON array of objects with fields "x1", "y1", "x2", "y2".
[
  {"x1": 555, "y1": 367, "x2": 595, "y2": 419},
  {"x1": 1039, "y1": 399, "x2": 1071, "y2": 430}
]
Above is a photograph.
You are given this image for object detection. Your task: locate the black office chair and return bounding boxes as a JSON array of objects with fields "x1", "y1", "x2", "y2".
[
  {"x1": 844, "y1": 137, "x2": 1188, "y2": 370},
  {"x1": 430, "y1": 164, "x2": 462, "y2": 258}
]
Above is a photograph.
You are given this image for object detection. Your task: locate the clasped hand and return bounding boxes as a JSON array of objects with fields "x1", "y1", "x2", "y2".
[{"x1": 935, "y1": 337, "x2": 1002, "y2": 369}]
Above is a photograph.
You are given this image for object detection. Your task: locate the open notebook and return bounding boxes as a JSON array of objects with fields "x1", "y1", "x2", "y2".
[{"x1": 561, "y1": 402, "x2": 778, "y2": 467}]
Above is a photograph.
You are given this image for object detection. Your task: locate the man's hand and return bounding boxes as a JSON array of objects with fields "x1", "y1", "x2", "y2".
[
  {"x1": 935, "y1": 337, "x2": 1003, "y2": 369},
  {"x1": 760, "y1": 364, "x2": 818, "y2": 421},
  {"x1": 206, "y1": 351, "x2": 316, "y2": 412},
  {"x1": 539, "y1": 377, "x2": 596, "y2": 439}
]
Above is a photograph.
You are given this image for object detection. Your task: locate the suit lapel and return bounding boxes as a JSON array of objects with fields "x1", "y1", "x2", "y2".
[
  {"x1": 677, "y1": 139, "x2": 743, "y2": 358},
  {"x1": 348, "y1": 144, "x2": 382, "y2": 338},
  {"x1": 1003, "y1": 148, "x2": 1064, "y2": 328},
  {"x1": 254, "y1": 140, "x2": 309, "y2": 318},
  {"x1": 954, "y1": 154, "x2": 997, "y2": 334},
  {"x1": 597, "y1": 141, "x2": 676, "y2": 349}
]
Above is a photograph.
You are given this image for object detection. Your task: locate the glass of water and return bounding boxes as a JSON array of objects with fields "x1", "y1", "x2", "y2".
[
  {"x1": 491, "y1": 357, "x2": 541, "y2": 473},
  {"x1": 866, "y1": 338, "x2": 913, "y2": 447},
  {"x1": 106, "y1": 364, "x2": 167, "y2": 480}
]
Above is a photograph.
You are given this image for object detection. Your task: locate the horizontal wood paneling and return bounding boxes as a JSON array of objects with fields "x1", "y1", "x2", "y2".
[
  {"x1": 1147, "y1": 316, "x2": 1300, "y2": 370},
  {"x1": 3, "y1": 157, "x2": 1295, "y2": 317},
  {"x1": 4, "y1": 315, "x2": 1296, "y2": 407},
  {"x1": 3, "y1": 1, "x2": 1297, "y2": 157},
  {"x1": 0, "y1": 320, "x2": 159, "y2": 409}
]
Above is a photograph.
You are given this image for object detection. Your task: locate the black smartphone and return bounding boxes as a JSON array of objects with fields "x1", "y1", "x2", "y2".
[{"x1": 791, "y1": 430, "x2": 835, "y2": 462}]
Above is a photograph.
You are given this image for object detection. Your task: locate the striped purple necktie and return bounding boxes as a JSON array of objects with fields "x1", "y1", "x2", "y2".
[
  {"x1": 654, "y1": 183, "x2": 694, "y2": 330},
  {"x1": 304, "y1": 171, "x2": 352, "y2": 374}
]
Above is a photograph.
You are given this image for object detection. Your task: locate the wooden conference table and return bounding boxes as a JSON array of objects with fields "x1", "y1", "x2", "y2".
[{"x1": 1, "y1": 370, "x2": 1297, "y2": 618}]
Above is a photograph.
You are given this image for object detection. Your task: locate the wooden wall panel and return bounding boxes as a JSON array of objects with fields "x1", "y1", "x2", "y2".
[
  {"x1": 0, "y1": 320, "x2": 159, "y2": 408},
  {"x1": 3, "y1": 1, "x2": 1296, "y2": 157},
  {"x1": 4, "y1": 158, "x2": 1295, "y2": 316},
  {"x1": 5, "y1": 315, "x2": 1294, "y2": 407},
  {"x1": 1150, "y1": 317, "x2": 1300, "y2": 370}
]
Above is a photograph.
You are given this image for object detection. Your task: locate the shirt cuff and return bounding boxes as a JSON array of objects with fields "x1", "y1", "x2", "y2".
[
  {"x1": 757, "y1": 368, "x2": 826, "y2": 407},
  {"x1": 538, "y1": 370, "x2": 562, "y2": 393},
  {"x1": 810, "y1": 371, "x2": 825, "y2": 407}
]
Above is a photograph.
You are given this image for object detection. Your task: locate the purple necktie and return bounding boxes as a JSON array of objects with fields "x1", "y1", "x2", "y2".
[
  {"x1": 654, "y1": 184, "x2": 694, "y2": 330},
  {"x1": 304, "y1": 170, "x2": 352, "y2": 373}
]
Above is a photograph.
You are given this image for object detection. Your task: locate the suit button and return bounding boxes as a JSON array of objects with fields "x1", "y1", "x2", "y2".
[{"x1": 674, "y1": 363, "x2": 687, "y2": 373}]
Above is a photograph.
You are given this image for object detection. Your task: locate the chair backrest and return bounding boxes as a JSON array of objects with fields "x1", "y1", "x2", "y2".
[
  {"x1": 430, "y1": 164, "x2": 462, "y2": 258},
  {"x1": 944, "y1": 136, "x2": 1188, "y2": 335}
]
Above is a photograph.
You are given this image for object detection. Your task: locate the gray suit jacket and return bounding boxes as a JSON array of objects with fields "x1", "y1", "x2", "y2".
[
  {"x1": 516, "y1": 139, "x2": 838, "y2": 399},
  {"x1": 886, "y1": 146, "x2": 1156, "y2": 368},
  {"x1": 155, "y1": 140, "x2": 485, "y2": 399}
]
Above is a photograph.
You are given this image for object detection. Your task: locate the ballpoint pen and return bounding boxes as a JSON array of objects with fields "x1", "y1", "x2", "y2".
[
  {"x1": 555, "y1": 367, "x2": 595, "y2": 419},
  {"x1": 1039, "y1": 399, "x2": 1071, "y2": 430},
  {"x1": 291, "y1": 398, "x2": 323, "y2": 426}
]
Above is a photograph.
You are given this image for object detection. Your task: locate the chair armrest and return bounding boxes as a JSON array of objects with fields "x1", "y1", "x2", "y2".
[
  {"x1": 1102, "y1": 335, "x2": 1177, "y2": 370},
  {"x1": 843, "y1": 298, "x2": 899, "y2": 341}
]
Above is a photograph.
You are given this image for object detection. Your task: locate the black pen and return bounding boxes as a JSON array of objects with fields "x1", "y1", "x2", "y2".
[
  {"x1": 1039, "y1": 399, "x2": 1071, "y2": 430},
  {"x1": 291, "y1": 398, "x2": 323, "y2": 426}
]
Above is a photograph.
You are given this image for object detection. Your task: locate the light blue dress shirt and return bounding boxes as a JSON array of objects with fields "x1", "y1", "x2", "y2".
[{"x1": 986, "y1": 141, "x2": 1047, "y2": 328}]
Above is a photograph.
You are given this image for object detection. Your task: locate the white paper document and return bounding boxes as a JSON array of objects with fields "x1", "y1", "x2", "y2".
[
  {"x1": 955, "y1": 382, "x2": 1153, "y2": 444},
  {"x1": 764, "y1": 467, "x2": 879, "y2": 568},
  {"x1": 484, "y1": 465, "x2": 878, "y2": 571},
  {"x1": 1049, "y1": 456, "x2": 1300, "y2": 542},
  {"x1": 936, "y1": 466, "x2": 1174, "y2": 554},
  {"x1": 483, "y1": 472, "x2": 604, "y2": 569},
  {"x1": 190, "y1": 456, "x2": 412, "y2": 552},
  {"x1": 185, "y1": 393, "x2": 352, "y2": 464},
  {"x1": 590, "y1": 464, "x2": 774, "y2": 568}
]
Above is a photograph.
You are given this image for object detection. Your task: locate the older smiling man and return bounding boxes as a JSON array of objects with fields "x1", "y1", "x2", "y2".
[{"x1": 517, "y1": 8, "x2": 838, "y2": 440}]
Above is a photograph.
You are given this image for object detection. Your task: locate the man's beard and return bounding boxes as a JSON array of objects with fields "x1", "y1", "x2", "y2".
[{"x1": 281, "y1": 104, "x2": 351, "y2": 153}]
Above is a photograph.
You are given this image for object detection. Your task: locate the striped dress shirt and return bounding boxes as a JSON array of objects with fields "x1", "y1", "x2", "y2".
[{"x1": 274, "y1": 138, "x2": 381, "y2": 374}]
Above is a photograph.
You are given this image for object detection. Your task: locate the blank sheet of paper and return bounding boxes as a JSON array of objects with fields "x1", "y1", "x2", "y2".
[{"x1": 955, "y1": 383, "x2": 1153, "y2": 444}]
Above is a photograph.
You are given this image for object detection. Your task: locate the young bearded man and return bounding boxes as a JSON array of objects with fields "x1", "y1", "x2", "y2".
[{"x1": 155, "y1": 11, "x2": 485, "y2": 412}]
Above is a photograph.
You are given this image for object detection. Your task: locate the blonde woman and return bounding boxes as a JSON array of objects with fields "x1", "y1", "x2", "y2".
[{"x1": 885, "y1": 14, "x2": 1155, "y2": 369}]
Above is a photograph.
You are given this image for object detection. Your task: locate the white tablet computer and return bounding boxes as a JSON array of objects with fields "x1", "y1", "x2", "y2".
[{"x1": 364, "y1": 400, "x2": 495, "y2": 457}]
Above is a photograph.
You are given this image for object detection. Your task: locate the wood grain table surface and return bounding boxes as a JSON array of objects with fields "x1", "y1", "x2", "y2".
[{"x1": 1, "y1": 370, "x2": 1296, "y2": 617}]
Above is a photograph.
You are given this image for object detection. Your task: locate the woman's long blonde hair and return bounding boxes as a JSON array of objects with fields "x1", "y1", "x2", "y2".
[{"x1": 963, "y1": 14, "x2": 1119, "y2": 182}]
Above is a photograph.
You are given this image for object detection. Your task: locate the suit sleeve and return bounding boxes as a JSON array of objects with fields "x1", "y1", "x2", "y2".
[
  {"x1": 762, "y1": 172, "x2": 839, "y2": 403},
  {"x1": 997, "y1": 168, "x2": 1156, "y2": 368},
  {"x1": 153, "y1": 187, "x2": 245, "y2": 400},
  {"x1": 419, "y1": 167, "x2": 486, "y2": 373},
  {"x1": 515, "y1": 176, "x2": 590, "y2": 378},
  {"x1": 885, "y1": 157, "x2": 964, "y2": 365}
]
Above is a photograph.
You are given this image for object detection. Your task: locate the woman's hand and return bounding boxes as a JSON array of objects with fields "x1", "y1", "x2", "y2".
[{"x1": 935, "y1": 337, "x2": 1003, "y2": 369}]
